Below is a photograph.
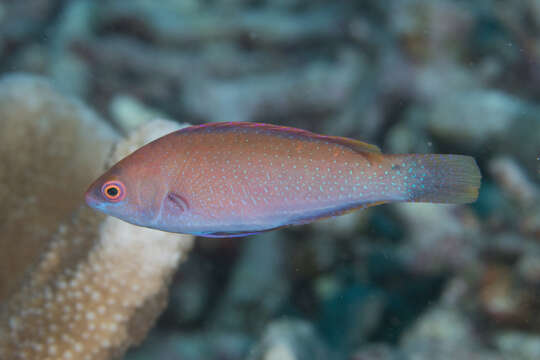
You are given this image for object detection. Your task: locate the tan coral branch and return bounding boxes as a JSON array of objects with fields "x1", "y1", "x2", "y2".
[
  {"x1": 1, "y1": 207, "x2": 193, "y2": 360},
  {"x1": 0, "y1": 74, "x2": 194, "y2": 360}
]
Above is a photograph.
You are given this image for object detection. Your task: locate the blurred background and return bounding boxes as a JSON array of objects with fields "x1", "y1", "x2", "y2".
[{"x1": 1, "y1": 0, "x2": 540, "y2": 359}]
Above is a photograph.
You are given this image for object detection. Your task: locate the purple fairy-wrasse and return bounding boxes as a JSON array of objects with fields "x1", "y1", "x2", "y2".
[{"x1": 85, "y1": 122, "x2": 481, "y2": 237}]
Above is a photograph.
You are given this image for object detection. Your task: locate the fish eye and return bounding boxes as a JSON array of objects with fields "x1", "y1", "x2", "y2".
[{"x1": 101, "y1": 180, "x2": 126, "y2": 202}]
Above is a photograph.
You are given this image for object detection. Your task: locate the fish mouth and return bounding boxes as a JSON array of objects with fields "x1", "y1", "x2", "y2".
[
  {"x1": 84, "y1": 189, "x2": 98, "y2": 209},
  {"x1": 84, "y1": 184, "x2": 103, "y2": 210}
]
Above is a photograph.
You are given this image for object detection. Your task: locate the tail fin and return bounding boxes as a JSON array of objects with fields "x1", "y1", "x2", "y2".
[{"x1": 394, "y1": 154, "x2": 481, "y2": 204}]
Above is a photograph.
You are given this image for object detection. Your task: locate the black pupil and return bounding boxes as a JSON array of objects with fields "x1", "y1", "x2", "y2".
[{"x1": 107, "y1": 187, "x2": 119, "y2": 197}]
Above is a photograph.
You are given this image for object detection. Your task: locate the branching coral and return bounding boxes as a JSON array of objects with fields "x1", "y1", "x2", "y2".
[{"x1": 0, "y1": 74, "x2": 194, "y2": 359}]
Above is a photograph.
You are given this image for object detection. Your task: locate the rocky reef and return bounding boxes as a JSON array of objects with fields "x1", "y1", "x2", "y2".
[{"x1": 1, "y1": 1, "x2": 539, "y2": 359}]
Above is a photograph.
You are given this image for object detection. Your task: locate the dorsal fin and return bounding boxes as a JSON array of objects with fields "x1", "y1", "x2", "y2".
[
  {"x1": 321, "y1": 134, "x2": 381, "y2": 153},
  {"x1": 176, "y1": 122, "x2": 381, "y2": 154}
]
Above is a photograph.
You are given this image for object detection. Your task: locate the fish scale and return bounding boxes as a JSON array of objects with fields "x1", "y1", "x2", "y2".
[
  {"x1": 85, "y1": 122, "x2": 481, "y2": 237},
  {"x1": 180, "y1": 129, "x2": 371, "y2": 216}
]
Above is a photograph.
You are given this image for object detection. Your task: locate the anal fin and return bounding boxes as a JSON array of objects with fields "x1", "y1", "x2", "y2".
[
  {"x1": 194, "y1": 201, "x2": 390, "y2": 238},
  {"x1": 289, "y1": 201, "x2": 389, "y2": 226},
  {"x1": 195, "y1": 227, "x2": 283, "y2": 238}
]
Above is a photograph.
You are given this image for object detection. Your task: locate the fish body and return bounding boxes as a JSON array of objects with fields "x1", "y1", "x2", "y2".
[{"x1": 85, "y1": 122, "x2": 481, "y2": 237}]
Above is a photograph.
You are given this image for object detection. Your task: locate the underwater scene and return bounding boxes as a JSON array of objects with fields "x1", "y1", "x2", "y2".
[{"x1": 0, "y1": 0, "x2": 539, "y2": 359}]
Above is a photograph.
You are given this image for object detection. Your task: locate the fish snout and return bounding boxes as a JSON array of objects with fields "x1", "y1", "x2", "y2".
[{"x1": 84, "y1": 185, "x2": 102, "y2": 210}]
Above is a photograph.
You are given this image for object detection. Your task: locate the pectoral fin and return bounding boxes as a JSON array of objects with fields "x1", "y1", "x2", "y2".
[{"x1": 164, "y1": 192, "x2": 189, "y2": 215}]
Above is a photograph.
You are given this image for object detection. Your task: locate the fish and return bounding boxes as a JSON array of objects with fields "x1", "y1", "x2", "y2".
[{"x1": 85, "y1": 122, "x2": 481, "y2": 237}]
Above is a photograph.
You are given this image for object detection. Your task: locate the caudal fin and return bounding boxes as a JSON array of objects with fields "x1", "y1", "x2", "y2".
[{"x1": 395, "y1": 154, "x2": 481, "y2": 204}]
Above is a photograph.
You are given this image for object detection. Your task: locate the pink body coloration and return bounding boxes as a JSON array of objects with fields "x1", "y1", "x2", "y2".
[{"x1": 85, "y1": 123, "x2": 481, "y2": 237}]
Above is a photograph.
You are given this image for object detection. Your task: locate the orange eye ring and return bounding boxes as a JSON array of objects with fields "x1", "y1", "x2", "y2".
[{"x1": 101, "y1": 181, "x2": 126, "y2": 202}]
